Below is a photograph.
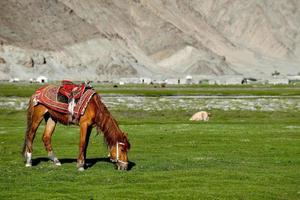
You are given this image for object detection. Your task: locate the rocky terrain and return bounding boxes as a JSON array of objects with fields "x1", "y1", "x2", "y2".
[{"x1": 0, "y1": 0, "x2": 300, "y2": 81}]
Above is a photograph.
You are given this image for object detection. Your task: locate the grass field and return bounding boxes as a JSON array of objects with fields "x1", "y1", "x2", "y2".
[
  {"x1": 0, "y1": 84, "x2": 299, "y2": 199},
  {"x1": 1, "y1": 82, "x2": 300, "y2": 97}
]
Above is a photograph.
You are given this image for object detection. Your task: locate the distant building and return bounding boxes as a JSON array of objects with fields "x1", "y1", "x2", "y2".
[
  {"x1": 267, "y1": 78, "x2": 289, "y2": 85},
  {"x1": 151, "y1": 79, "x2": 166, "y2": 84},
  {"x1": 109, "y1": 75, "x2": 294, "y2": 85},
  {"x1": 9, "y1": 77, "x2": 20, "y2": 82},
  {"x1": 198, "y1": 79, "x2": 210, "y2": 84},
  {"x1": 242, "y1": 78, "x2": 258, "y2": 84},
  {"x1": 224, "y1": 77, "x2": 243, "y2": 85},
  {"x1": 36, "y1": 76, "x2": 48, "y2": 83},
  {"x1": 211, "y1": 77, "x2": 243, "y2": 85},
  {"x1": 288, "y1": 75, "x2": 300, "y2": 84},
  {"x1": 119, "y1": 77, "x2": 140, "y2": 84},
  {"x1": 185, "y1": 75, "x2": 193, "y2": 84},
  {"x1": 165, "y1": 78, "x2": 181, "y2": 84},
  {"x1": 140, "y1": 77, "x2": 152, "y2": 84}
]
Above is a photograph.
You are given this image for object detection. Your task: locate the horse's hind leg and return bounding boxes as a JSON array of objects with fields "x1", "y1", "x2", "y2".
[
  {"x1": 23, "y1": 105, "x2": 45, "y2": 167},
  {"x1": 42, "y1": 116, "x2": 61, "y2": 166}
]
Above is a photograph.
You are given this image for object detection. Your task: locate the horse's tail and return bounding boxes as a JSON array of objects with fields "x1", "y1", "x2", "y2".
[{"x1": 22, "y1": 96, "x2": 34, "y2": 157}]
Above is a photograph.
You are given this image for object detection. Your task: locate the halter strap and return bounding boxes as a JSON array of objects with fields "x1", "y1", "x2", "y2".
[{"x1": 110, "y1": 142, "x2": 127, "y2": 164}]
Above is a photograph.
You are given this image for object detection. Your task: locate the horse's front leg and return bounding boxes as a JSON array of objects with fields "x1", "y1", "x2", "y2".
[
  {"x1": 42, "y1": 117, "x2": 61, "y2": 166},
  {"x1": 23, "y1": 105, "x2": 45, "y2": 167},
  {"x1": 77, "y1": 123, "x2": 92, "y2": 171}
]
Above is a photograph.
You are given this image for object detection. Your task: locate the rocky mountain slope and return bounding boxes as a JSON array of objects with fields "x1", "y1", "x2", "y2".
[{"x1": 0, "y1": 0, "x2": 299, "y2": 81}]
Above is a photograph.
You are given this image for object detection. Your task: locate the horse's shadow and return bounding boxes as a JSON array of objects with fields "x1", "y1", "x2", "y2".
[{"x1": 32, "y1": 157, "x2": 136, "y2": 171}]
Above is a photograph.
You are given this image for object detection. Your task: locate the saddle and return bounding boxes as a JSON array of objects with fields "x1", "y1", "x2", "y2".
[
  {"x1": 33, "y1": 80, "x2": 96, "y2": 121},
  {"x1": 59, "y1": 80, "x2": 87, "y2": 100}
]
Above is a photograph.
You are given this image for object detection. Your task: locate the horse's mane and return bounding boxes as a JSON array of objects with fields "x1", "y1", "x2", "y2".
[{"x1": 93, "y1": 94, "x2": 130, "y2": 150}]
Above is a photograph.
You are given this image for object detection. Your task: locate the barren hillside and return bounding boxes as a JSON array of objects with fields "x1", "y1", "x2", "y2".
[{"x1": 0, "y1": 0, "x2": 299, "y2": 81}]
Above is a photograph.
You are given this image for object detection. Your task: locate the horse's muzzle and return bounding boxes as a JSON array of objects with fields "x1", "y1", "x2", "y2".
[{"x1": 116, "y1": 161, "x2": 128, "y2": 170}]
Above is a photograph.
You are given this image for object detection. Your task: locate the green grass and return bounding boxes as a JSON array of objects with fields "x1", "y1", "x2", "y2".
[
  {"x1": 0, "y1": 108, "x2": 299, "y2": 199},
  {"x1": 1, "y1": 83, "x2": 300, "y2": 97}
]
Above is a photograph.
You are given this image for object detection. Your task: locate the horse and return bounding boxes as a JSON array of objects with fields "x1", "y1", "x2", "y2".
[{"x1": 22, "y1": 83, "x2": 130, "y2": 171}]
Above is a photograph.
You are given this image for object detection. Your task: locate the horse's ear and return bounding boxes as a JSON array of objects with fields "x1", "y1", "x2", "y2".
[{"x1": 123, "y1": 133, "x2": 131, "y2": 150}]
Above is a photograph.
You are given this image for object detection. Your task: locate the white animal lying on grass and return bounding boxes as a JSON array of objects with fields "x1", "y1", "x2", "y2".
[{"x1": 190, "y1": 111, "x2": 211, "y2": 121}]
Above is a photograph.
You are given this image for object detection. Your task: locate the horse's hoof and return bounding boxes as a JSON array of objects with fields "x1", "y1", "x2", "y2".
[
  {"x1": 54, "y1": 161, "x2": 61, "y2": 166},
  {"x1": 116, "y1": 162, "x2": 128, "y2": 170},
  {"x1": 116, "y1": 165, "x2": 127, "y2": 170},
  {"x1": 78, "y1": 167, "x2": 85, "y2": 171},
  {"x1": 52, "y1": 158, "x2": 61, "y2": 166},
  {"x1": 25, "y1": 163, "x2": 32, "y2": 167}
]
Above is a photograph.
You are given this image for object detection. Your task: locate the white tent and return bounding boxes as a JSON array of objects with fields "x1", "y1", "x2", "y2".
[
  {"x1": 185, "y1": 75, "x2": 193, "y2": 84},
  {"x1": 36, "y1": 76, "x2": 48, "y2": 83}
]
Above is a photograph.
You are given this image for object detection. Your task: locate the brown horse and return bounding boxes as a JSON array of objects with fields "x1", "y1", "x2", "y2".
[{"x1": 22, "y1": 86, "x2": 130, "y2": 171}]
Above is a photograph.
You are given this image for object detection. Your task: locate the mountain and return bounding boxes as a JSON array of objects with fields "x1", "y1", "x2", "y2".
[{"x1": 0, "y1": 0, "x2": 300, "y2": 81}]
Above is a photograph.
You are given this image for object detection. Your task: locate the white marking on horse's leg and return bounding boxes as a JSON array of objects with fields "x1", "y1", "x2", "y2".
[
  {"x1": 25, "y1": 152, "x2": 32, "y2": 167},
  {"x1": 54, "y1": 160, "x2": 61, "y2": 166},
  {"x1": 78, "y1": 167, "x2": 85, "y2": 171},
  {"x1": 48, "y1": 151, "x2": 61, "y2": 166},
  {"x1": 77, "y1": 159, "x2": 85, "y2": 171},
  {"x1": 48, "y1": 151, "x2": 56, "y2": 160}
]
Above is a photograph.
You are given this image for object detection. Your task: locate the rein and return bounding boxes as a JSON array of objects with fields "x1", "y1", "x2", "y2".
[{"x1": 110, "y1": 142, "x2": 128, "y2": 164}]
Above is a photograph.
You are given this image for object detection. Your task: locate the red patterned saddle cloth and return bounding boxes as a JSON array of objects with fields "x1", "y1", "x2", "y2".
[
  {"x1": 33, "y1": 84, "x2": 96, "y2": 119},
  {"x1": 59, "y1": 80, "x2": 86, "y2": 100}
]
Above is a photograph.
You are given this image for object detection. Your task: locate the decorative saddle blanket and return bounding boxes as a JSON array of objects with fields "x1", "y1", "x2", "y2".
[
  {"x1": 58, "y1": 80, "x2": 86, "y2": 100},
  {"x1": 33, "y1": 84, "x2": 96, "y2": 120}
]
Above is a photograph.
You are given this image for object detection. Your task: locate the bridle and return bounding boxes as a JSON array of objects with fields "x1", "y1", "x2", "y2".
[{"x1": 110, "y1": 142, "x2": 128, "y2": 165}]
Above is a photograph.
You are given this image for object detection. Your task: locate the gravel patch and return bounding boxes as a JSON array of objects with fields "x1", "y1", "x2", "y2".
[{"x1": 1, "y1": 96, "x2": 299, "y2": 111}]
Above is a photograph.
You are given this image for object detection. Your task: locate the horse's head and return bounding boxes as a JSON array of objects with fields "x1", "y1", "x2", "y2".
[{"x1": 109, "y1": 134, "x2": 130, "y2": 170}]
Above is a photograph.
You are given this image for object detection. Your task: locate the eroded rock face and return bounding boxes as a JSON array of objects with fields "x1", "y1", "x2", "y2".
[
  {"x1": 0, "y1": 0, "x2": 299, "y2": 80},
  {"x1": 96, "y1": 64, "x2": 138, "y2": 76},
  {"x1": 0, "y1": 57, "x2": 6, "y2": 64},
  {"x1": 22, "y1": 58, "x2": 34, "y2": 68}
]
